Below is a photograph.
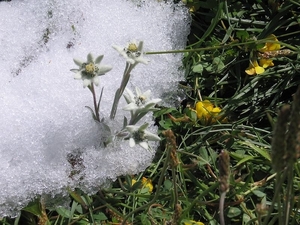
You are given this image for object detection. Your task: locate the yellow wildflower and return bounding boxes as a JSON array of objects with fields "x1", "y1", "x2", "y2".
[
  {"x1": 245, "y1": 59, "x2": 265, "y2": 75},
  {"x1": 258, "y1": 34, "x2": 280, "y2": 69},
  {"x1": 182, "y1": 220, "x2": 205, "y2": 225},
  {"x1": 259, "y1": 34, "x2": 280, "y2": 52},
  {"x1": 259, "y1": 58, "x2": 274, "y2": 68},
  {"x1": 132, "y1": 177, "x2": 153, "y2": 193},
  {"x1": 195, "y1": 100, "x2": 224, "y2": 124},
  {"x1": 141, "y1": 177, "x2": 153, "y2": 192}
]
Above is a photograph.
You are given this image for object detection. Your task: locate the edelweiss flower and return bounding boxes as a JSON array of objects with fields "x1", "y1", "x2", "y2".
[
  {"x1": 123, "y1": 87, "x2": 161, "y2": 113},
  {"x1": 126, "y1": 123, "x2": 161, "y2": 150},
  {"x1": 71, "y1": 53, "x2": 112, "y2": 87},
  {"x1": 245, "y1": 59, "x2": 265, "y2": 75},
  {"x1": 112, "y1": 41, "x2": 149, "y2": 65}
]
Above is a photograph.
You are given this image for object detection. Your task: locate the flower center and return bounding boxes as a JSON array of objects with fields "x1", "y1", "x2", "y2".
[
  {"x1": 132, "y1": 130, "x2": 145, "y2": 143},
  {"x1": 135, "y1": 95, "x2": 146, "y2": 106},
  {"x1": 125, "y1": 43, "x2": 141, "y2": 58},
  {"x1": 128, "y1": 43, "x2": 138, "y2": 52},
  {"x1": 85, "y1": 63, "x2": 95, "y2": 74}
]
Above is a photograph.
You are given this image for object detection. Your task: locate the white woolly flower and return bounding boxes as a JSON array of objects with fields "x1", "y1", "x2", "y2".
[
  {"x1": 126, "y1": 123, "x2": 161, "y2": 150},
  {"x1": 71, "y1": 53, "x2": 112, "y2": 88},
  {"x1": 112, "y1": 41, "x2": 149, "y2": 65},
  {"x1": 123, "y1": 87, "x2": 161, "y2": 113}
]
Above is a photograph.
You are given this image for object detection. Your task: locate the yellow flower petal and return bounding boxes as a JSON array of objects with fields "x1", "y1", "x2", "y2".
[
  {"x1": 195, "y1": 100, "x2": 225, "y2": 124},
  {"x1": 183, "y1": 220, "x2": 205, "y2": 225},
  {"x1": 259, "y1": 34, "x2": 280, "y2": 52},
  {"x1": 259, "y1": 59, "x2": 274, "y2": 68},
  {"x1": 142, "y1": 177, "x2": 153, "y2": 193},
  {"x1": 245, "y1": 59, "x2": 265, "y2": 75}
]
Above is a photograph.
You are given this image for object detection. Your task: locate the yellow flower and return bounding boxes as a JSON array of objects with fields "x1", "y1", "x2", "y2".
[
  {"x1": 245, "y1": 59, "x2": 265, "y2": 75},
  {"x1": 195, "y1": 100, "x2": 224, "y2": 124},
  {"x1": 132, "y1": 177, "x2": 153, "y2": 193},
  {"x1": 258, "y1": 34, "x2": 280, "y2": 69},
  {"x1": 182, "y1": 220, "x2": 205, "y2": 225},
  {"x1": 259, "y1": 58, "x2": 274, "y2": 68},
  {"x1": 141, "y1": 177, "x2": 153, "y2": 192},
  {"x1": 259, "y1": 34, "x2": 280, "y2": 52}
]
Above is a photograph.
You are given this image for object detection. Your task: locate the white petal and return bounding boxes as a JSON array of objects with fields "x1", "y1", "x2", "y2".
[
  {"x1": 87, "y1": 53, "x2": 94, "y2": 63},
  {"x1": 73, "y1": 58, "x2": 83, "y2": 67},
  {"x1": 129, "y1": 138, "x2": 136, "y2": 147},
  {"x1": 123, "y1": 103, "x2": 139, "y2": 111},
  {"x1": 92, "y1": 77, "x2": 99, "y2": 86},
  {"x1": 135, "y1": 87, "x2": 142, "y2": 96},
  {"x1": 144, "y1": 130, "x2": 161, "y2": 141},
  {"x1": 126, "y1": 58, "x2": 136, "y2": 64},
  {"x1": 142, "y1": 90, "x2": 151, "y2": 99},
  {"x1": 135, "y1": 56, "x2": 149, "y2": 65},
  {"x1": 126, "y1": 125, "x2": 139, "y2": 134},
  {"x1": 95, "y1": 55, "x2": 104, "y2": 64},
  {"x1": 137, "y1": 41, "x2": 144, "y2": 51},
  {"x1": 139, "y1": 141, "x2": 149, "y2": 150},
  {"x1": 124, "y1": 88, "x2": 136, "y2": 103},
  {"x1": 97, "y1": 65, "x2": 112, "y2": 75},
  {"x1": 112, "y1": 45, "x2": 124, "y2": 54},
  {"x1": 83, "y1": 79, "x2": 91, "y2": 88},
  {"x1": 139, "y1": 123, "x2": 149, "y2": 131},
  {"x1": 74, "y1": 71, "x2": 82, "y2": 79}
]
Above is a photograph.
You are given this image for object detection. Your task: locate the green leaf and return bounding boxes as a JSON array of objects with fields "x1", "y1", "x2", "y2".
[
  {"x1": 163, "y1": 179, "x2": 173, "y2": 190},
  {"x1": 192, "y1": 64, "x2": 203, "y2": 74},
  {"x1": 227, "y1": 207, "x2": 242, "y2": 218},
  {"x1": 236, "y1": 30, "x2": 249, "y2": 42},
  {"x1": 252, "y1": 190, "x2": 266, "y2": 198},
  {"x1": 235, "y1": 155, "x2": 255, "y2": 167},
  {"x1": 67, "y1": 188, "x2": 88, "y2": 210},
  {"x1": 141, "y1": 214, "x2": 151, "y2": 225},
  {"x1": 212, "y1": 57, "x2": 225, "y2": 71},
  {"x1": 56, "y1": 207, "x2": 72, "y2": 219},
  {"x1": 22, "y1": 199, "x2": 42, "y2": 217},
  {"x1": 93, "y1": 212, "x2": 108, "y2": 221}
]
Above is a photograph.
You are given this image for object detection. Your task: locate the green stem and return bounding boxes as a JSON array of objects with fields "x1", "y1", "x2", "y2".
[
  {"x1": 110, "y1": 63, "x2": 135, "y2": 120},
  {"x1": 89, "y1": 83, "x2": 100, "y2": 122}
]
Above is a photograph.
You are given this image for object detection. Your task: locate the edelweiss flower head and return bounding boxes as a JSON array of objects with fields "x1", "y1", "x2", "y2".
[
  {"x1": 126, "y1": 123, "x2": 161, "y2": 150},
  {"x1": 123, "y1": 87, "x2": 161, "y2": 113},
  {"x1": 112, "y1": 41, "x2": 149, "y2": 65},
  {"x1": 71, "y1": 53, "x2": 112, "y2": 88},
  {"x1": 245, "y1": 59, "x2": 265, "y2": 75}
]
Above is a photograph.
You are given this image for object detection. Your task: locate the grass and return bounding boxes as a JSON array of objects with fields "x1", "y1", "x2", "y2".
[{"x1": 1, "y1": 0, "x2": 300, "y2": 224}]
